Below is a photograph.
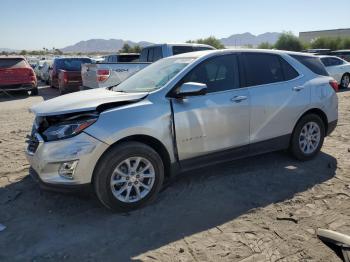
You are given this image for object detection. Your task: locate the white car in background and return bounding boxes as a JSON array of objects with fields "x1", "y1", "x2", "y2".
[
  {"x1": 319, "y1": 55, "x2": 350, "y2": 88},
  {"x1": 40, "y1": 60, "x2": 53, "y2": 84}
]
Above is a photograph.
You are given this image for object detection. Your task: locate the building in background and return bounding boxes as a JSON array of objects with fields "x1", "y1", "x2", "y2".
[{"x1": 299, "y1": 28, "x2": 350, "y2": 43}]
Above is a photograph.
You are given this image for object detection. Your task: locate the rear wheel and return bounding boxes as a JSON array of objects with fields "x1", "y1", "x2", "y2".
[
  {"x1": 340, "y1": 73, "x2": 350, "y2": 89},
  {"x1": 290, "y1": 114, "x2": 325, "y2": 161},
  {"x1": 94, "y1": 142, "x2": 164, "y2": 212}
]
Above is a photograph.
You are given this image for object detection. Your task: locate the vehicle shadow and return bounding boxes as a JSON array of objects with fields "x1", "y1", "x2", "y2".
[
  {"x1": 338, "y1": 87, "x2": 350, "y2": 93},
  {"x1": 0, "y1": 83, "x2": 58, "y2": 102},
  {"x1": 0, "y1": 151, "x2": 337, "y2": 261}
]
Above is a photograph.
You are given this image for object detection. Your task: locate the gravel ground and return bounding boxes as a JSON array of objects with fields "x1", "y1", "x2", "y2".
[{"x1": 0, "y1": 85, "x2": 349, "y2": 262}]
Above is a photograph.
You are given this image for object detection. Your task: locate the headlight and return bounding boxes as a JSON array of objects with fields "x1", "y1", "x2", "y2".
[{"x1": 42, "y1": 118, "x2": 97, "y2": 141}]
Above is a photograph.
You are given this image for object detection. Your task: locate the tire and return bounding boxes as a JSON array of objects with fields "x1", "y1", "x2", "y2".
[
  {"x1": 31, "y1": 87, "x2": 38, "y2": 96},
  {"x1": 340, "y1": 73, "x2": 350, "y2": 89},
  {"x1": 94, "y1": 142, "x2": 164, "y2": 212},
  {"x1": 290, "y1": 114, "x2": 325, "y2": 161}
]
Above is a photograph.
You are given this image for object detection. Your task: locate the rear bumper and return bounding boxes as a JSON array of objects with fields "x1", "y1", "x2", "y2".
[
  {"x1": 327, "y1": 119, "x2": 338, "y2": 136},
  {"x1": 0, "y1": 83, "x2": 36, "y2": 91},
  {"x1": 61, "y1": 83, "x2": 82, "y2": 93}
]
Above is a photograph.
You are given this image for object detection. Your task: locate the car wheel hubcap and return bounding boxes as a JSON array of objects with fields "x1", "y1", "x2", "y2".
[
  {"x1": 299, "y1": 122, "x2": 321, "y2": 154},
  {"x1": 110, "y1": 157, "x2": 155, "y2": 203},
  {"x1": 342, "y1": 75, "x2": 350, "y2": 87}
]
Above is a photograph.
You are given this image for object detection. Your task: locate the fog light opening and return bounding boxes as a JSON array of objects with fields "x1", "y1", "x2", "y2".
[{"x1": 58, "y1": 160, "x2": 79, "y2": 180}]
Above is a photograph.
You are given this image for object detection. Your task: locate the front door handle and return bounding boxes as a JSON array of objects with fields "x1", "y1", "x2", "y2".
[
  {"x1": 293, "y1": 86, "x2": 305, "y2": 92},
  {"x1": 231, "y1": 95, "x2": 248, "y2": 103}
]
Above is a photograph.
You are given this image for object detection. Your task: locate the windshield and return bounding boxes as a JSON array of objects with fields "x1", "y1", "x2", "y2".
[{"x1": 113, "y1": 57, "x2": 194, "y2": 93}]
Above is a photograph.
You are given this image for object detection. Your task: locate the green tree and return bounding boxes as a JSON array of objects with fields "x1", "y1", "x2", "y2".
[
  {"x1": 187, "y1": 36, "x2": 225, "y2": 49},
  {"x1": 274, "y1": 32, "x2": 303, "y2": 51},
  {"x1": 120, "y1": 43, "x2": 131, "y2": 53},
  {"x1": 258, "y1": 42, "x2": 274, "y2": 49},
  {"x1": 131, "y1": 45, "x2": 142, "y2": 53},
  {"x1": 19, "y1": 50, "x2": 27, "y2": 55}
]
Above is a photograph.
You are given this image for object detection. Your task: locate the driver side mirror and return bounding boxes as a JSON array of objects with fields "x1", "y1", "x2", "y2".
[{"x1": 175, "y1": 82, "x2": 207, "y2": 98}]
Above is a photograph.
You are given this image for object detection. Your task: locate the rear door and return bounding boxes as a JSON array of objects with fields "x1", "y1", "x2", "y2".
[
  {"x1": 242, "y1": 53, "x2": 308, "y2": 144},
  {"x1": 172, "y1": 54, "x2": 250, "y2": 162}
]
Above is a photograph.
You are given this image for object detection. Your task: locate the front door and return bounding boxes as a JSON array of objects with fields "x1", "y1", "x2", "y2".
[{"x1": 171, "y1": 54, "x2": 250, "y2": 162}]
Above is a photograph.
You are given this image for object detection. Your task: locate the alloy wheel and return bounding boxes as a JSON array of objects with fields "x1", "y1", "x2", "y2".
[
  {"x1": 298, "y1": 121, "x2": 321, "y2": 154},
  {"x1": 110, "y1": 157, "x2": 155, "y2": 203}
]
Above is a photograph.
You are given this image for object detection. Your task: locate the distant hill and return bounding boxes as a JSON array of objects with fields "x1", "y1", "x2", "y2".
[
  {"x1": 0, "y1": 32, "x2": 283, "y2": 54},
  {"x1": 0, "y1": 48, "x2": 19, "y2": 53},
  {"x1": 61, "y1": 39, "x2": 153, "y2": 53},
  {"x1": 220, "y1": 32, "x2": 281, "y2": 47}
]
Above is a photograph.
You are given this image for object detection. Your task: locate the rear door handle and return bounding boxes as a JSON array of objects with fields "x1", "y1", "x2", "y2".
[
  {"x1": 231, "y1": 95, "x2": 248, "y2": 103},
  {"x1": 293, "y1": 86, "x2": 305, "y2": 92}
]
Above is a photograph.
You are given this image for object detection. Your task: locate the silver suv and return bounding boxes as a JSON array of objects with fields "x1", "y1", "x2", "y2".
[{"x1": 26, "y1": 49, "x2": 338, "y2": 211}]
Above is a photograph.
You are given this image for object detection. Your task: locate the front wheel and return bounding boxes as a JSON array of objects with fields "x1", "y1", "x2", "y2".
[
  {"x1": 94, "y1": 142, "x2": 164, "y2": 212},
  {"x1": 290, "y1": 114, "x2": 325, "y2": 161}
]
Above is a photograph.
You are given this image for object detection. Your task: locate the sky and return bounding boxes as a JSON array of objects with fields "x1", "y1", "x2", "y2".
[{"x1": 1, "y1": 0, "x2": 350, "y2": 50}]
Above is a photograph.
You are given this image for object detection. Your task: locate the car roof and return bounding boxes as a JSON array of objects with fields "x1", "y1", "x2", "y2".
[
  {"x1": 332, "y1": 50, "x2": 350, "y2": 52},
  {"x1": 144, "y1": 43, "x2": 215, "y2": 49},
  {"x1": 171, "y1": 49, "x2": 318, "y2": 59}
]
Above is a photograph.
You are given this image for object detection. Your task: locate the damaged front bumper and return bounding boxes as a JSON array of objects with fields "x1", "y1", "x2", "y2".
[{"x1": 25, "y1": 131, "x2": 109, "y2": 187}]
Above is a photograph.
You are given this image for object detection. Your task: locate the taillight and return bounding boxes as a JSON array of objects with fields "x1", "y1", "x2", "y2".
[
  {"x1": 97, "y1": 69, "x2": 110, "y2": 82},
  {"x1": 28, "y1": 69, "x2": 36, "y2": 82},
  {"x1": 329, "y1": 79, "x2": 339, "y2": 92},
  {"x1": 63, "y1": 71, "x2": 68, "y2": 84}
]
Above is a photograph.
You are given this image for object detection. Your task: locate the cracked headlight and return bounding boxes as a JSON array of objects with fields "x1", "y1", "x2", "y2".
[{"x1": 42, "y1": 118, "x2": 97, "y2": 141}]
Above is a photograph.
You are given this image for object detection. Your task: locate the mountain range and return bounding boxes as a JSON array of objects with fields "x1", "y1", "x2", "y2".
[
  {"x1": 1, "y1": 32, "x2": 282, "y2": 53},
  {"x1": 60, "y1": 32, "x2": 282, "y2": 53}
]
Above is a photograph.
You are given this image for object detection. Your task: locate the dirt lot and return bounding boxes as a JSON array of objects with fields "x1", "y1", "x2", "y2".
[{"x1": 0, "y1": 85, "x2": 349, "y2": 262}]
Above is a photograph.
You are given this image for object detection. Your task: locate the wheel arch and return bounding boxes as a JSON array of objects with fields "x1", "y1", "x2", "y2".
[
  {"x1": 92, "y1": 134, "x2": 172, "y2": 185},
  {"x1": 292, "y1": 108, "x2": 329, "y2": 139}
]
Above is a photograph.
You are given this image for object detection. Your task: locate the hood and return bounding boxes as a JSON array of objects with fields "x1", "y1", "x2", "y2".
[{"x1": 30, "y1": 88, "x2": 148, "y2": 116}]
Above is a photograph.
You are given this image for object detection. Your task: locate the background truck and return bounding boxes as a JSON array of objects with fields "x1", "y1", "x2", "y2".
[{"x1": 81, "y1": 43, "x2": 215, "y2": 89}]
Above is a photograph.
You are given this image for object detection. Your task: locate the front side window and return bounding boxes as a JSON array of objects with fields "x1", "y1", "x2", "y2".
[
  {"x1": 243, "y1": 53, "x2": 284, "y2": 87},
  {"x1": 181, "y1": 55, "x2": 239, "y2": 93}
]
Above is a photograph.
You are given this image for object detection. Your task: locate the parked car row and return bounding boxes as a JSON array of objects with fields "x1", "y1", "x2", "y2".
[
  {"x1": 319, "y1": 55, "x2": 350, "y2": 88},
  {"x1": 26, "y1": 49, "x2": 338, "y2": 211}
]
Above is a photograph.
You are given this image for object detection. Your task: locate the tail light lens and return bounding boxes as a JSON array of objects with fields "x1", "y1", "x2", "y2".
[
  {"x1": 329, "y1": 79, "x2": 339, "y2": 92},
  {"x1": 63, "y1": 71, "x2": 68, "y2": 84},
  {"x1": 28, "y1": 69, "x2": 36, "y2": 82},
  {"x1": 97, "y1": 69, "x2": 110, "y2": 82}
]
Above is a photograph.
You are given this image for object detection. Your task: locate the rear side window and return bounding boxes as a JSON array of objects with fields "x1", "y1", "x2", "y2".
[
  {"x1": 280, "y1": 58, "x2": 299, "y2": 80},
  {"x1": 140, "y1": 48, "x2": 148, "y2": 62},
  {"x1": 242, "y1": 53, "x2": 284, "y2": 87},
  {"x1": 118, "y1": 55, "x2": 140, "y2": 62},
  {"x1": 153, "y1": 47, "x2": 163, "y2": 62},
  {"x1": 172, "y1": 46, "x2": 194, "y2": 55},
  {"x1": 147, "y1": 48, "x2": 154, "y2": 62},
  {"x1": 182, "y1": 55, "x2": 239, "y2": 93},
  {"x1": 0, "y1": 58, "x2": 27, "y2": 68},
  {"x1": 291, "y1": 55, "x2": 328, "y2": 76}
]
